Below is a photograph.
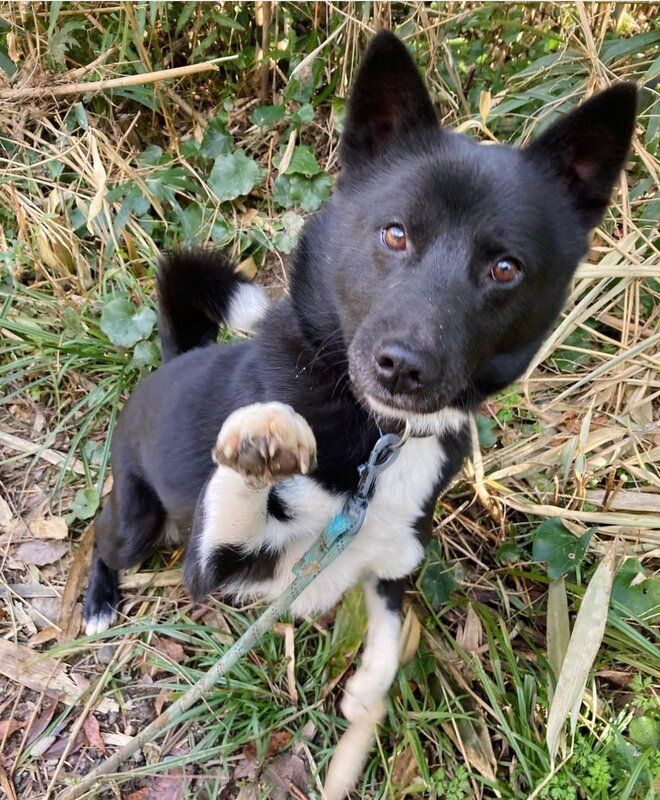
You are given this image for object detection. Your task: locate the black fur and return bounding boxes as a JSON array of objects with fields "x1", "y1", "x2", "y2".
[
  {"x1": 375, "y1": 578, "x2": 406, "y2": 613},
  {"x1": 413, "y1": 423, "x2": 472, "y2": 546},
  {"x1": 82, "y1": 549, "x2": 120, "y2": 625},
  {"x1": 83, "y1": 31, "x2": 636, "y2": 630},
  {"x1": 157, "y1": 249, "x2": 250, "y2": 362}
]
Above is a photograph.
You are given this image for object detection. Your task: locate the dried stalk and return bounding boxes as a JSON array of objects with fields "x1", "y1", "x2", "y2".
[{"x1": 0, "y1": 56, "x2": 237, "y2": 101}]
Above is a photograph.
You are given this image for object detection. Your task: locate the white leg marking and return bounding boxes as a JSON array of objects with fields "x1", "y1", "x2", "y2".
[
  {"x1": 340, "y1": 580, "x2": 402, "y2": 722},
  {"x1": 195, "y1": 403, "x2": 316, "y2": 571},
  {"x1": 325, "y1": 581, "x2": 401, "y2": 799},
  {"x1": 84, "y1": 608, "x2": 117, "y2": 636},
  {"x1": 197, "y1": 465, "x2": 270, "y2": 569},
  {"x1": 323, "y1": 701, "x2": 386, "y2": 800}
]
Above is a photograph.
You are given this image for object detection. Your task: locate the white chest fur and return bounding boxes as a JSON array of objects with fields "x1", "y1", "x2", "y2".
[{"x1": 223, "y1": 435, "x2": 446, "y2": 616}]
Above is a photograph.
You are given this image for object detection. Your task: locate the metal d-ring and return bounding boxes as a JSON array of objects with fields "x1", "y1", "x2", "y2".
[{"x1": 391, "y1": 419, "x2": 411, "y2": 449}]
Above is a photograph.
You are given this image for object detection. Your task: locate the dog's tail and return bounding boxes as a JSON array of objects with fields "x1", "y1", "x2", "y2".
[{"x1": 157, "y1": 249, "x2": 269, "y2": 362}]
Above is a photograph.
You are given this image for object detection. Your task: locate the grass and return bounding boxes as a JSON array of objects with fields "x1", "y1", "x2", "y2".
[{"x1": 0, "y1": 2, "x2": 658, "y2": 799}]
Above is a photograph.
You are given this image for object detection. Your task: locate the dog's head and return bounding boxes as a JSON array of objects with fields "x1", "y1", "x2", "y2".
[{"x1": 292, "y1": 32, "x2": 636, "y2": 432}]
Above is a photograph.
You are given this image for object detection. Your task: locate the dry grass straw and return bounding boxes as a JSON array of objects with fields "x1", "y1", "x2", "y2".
[{"x1": 0, "y1": 3, "x2": 658, "y2": 798}]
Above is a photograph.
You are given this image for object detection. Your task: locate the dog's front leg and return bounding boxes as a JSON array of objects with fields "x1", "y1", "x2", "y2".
[
  {"x1": 324, "y1": 577, "x2": 404, "y2": 800},
  {"x1": 184, "y1": 402, "x2": 317, "y2": 599},
  {"x1": 341, "y1": 577, "x2": 404, "y2": 721}
]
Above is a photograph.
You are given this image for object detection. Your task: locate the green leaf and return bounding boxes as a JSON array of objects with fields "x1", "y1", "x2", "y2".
[
  {"x1": 82, "y1": 440, "x2": 104, "y2": 465},
  {"x1": 419, "y1": 540, "x2": 457, "y2": 607},
  {"x1": 215, "y1": 13, "x2": 245, "y2": 31},
  {"x1": 0, "y1": 48, "x2": 17, "y2": 77},
  {"x1": 47, "y1": 1, "x2": 63, "y2": 38},
  {"x1": 209, "y1": 150, "x2": 263, "y2": 202},
  {"x1": 138, "y1": 145, "x2": 164, "y2": 166},
  {"x1": 475, "y1": 413, "x2": 498, "y2": 448},
  {"x1": 327, "y1": 587, "x2": 367, "y2": 682},
  {"x1": 130, "y1": 340, "x2": 160, "y2": 370},
  {"x1": 72, "y1": 102, "x2": 89, "y2": 131},
  {"x1": 100, "y1": 298, "x2": 157, "y2": 348},
  {"x1": 643, "y1": 52, "x2": 660, "y2": 83},
  {"x1": 292, "y1": 173, "x2": 332, "y2": 212},
  {"x1": 113, "y1": 86, "x2": 159, "y2": 111},
  {"x1": 532, "y1": 518, "x2": 594, "y2": 580},
  {"x1": 250, "y1": 104, "x2": 285, "y2": 127},
  {"x1": 601, "y1": 31, "x2": 660, "y2": 63},
  {"x1": 292, "y1": 103, "x2": 314, "y2": 125},
  {"x1": 628, "y1": 716, "x2": 659, "y2": 751},
  {"x1": 71, "y1": 488, "x2": 99, "y2": 520},
  {"x1": 275, "y1": 172, "x2": 333, "y2": 212},
  {"x1": 611, "y1": 558, "x2": 660, "y2": 621},
  {"x1": 284, "y1": 144, "x2": 321, "y2": 177},
  {"x1": 285, "y1": 74, "x2": 314, "y2": 104},
  {"x1": 175, "y1": 1, "x2": 196, "y2": 36},
  {"x1": 201, "y1": 117, "x2": 232, "y2": 159},
  {"x1": 496, "y1": 542, "x2": 521, "y2": 564},
  {"x1": 273, "y1": 174, "x2": 294, "y2": 208},
  {"x1": 273, "y1": 211, "x2": 305, "y2": 253},
  {"x1": 180, "y1": 138, "x2": 201, "y2": 159}
]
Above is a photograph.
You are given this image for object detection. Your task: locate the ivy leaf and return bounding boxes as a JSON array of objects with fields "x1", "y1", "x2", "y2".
[
  {"x1": 71, "y1": 488, "x2": 99, "y2": 520},
  {"x1": 292, "y1": 103, "x2": 314, "y2": 125},
  {"x1": 130, "y1": 340, "x2": 160, "y2": 370},
  {"x1": 419, "y1": 540, "x2": 457, "y2": 607},
  {"x1": 475, "y1": 413, "x2": 498, "y2": 448},
  {"x1": 273, "y1": 211, "x2": 305, "y2": 253},
  {"x1": 283, "y1": 144, "x2": 321, "y2": 177},
  {"x1": 250, "y1": 104, "x2": 285, "y2": 127},
  {"x1": 532, "y1": 518, "x2": 594, "y2": 580},
  {"x1": 209, "y1": 150, "x2": 263, "y2": 202},
  {"x1": 82, "y1": 440, "x2": 104, "y2": 465},
  {"x1": 138, "y1": 144, "x2": 164, "y2": 166},
  {"x1": 285, "y1": 74, "x2": 314, "y2": 104},
  {"x1": 276, "y1": 172, "x2": 333, "y2": 212},
  {"x1": 180, "y1": 138, "x2": 201, "y2": 159},
  {"x1": 497, "y1": 541, "x2": 521, "y2": 564},
  {"x1": 100, "y1": 299, "x2": 157, "y2": 348},
  {"x1": 201, "y1": 117, "x2": 232, "y2": 159},
  {"x1": 291, "y1": 173, "x2": 332, "y2": 211},
  {"x1": 628, "y1": 716, "x2": 659, "y2": 750},
  {"x1": 611, "y1": 558, "x2": 660, "y2": 621},
  {"x1": 273, "y1": 174, "x2": 293, "y2": 208}
]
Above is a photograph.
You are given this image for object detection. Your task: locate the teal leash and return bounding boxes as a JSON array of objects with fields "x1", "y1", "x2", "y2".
[{"x1": 59, "y1": 425, "x2": 410, "y2": 800}]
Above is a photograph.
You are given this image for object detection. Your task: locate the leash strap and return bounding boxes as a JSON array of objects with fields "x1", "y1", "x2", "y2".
[
  {"x1": 294, "y1": 427, "x2": 407, "y2": 581},
  {"x1": 61, "y1": 425, "x2": 409, "y2": 799}
]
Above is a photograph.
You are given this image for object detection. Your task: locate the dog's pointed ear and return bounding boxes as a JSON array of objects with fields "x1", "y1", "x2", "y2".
[
  {"x1": 341, "y1": 31, "x2": 438, "y2": 169},
  {"x1": 526, "y1": 83, "x2": 637, "y2": 229}
]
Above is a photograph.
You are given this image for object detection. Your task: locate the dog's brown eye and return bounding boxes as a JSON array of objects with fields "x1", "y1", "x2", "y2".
[
  {"x1": 382, "y1": 224, "x2": 407, "y2": 251},
  {"x1": 491, "y1": 258, "x2": 520, "y2": 284}
]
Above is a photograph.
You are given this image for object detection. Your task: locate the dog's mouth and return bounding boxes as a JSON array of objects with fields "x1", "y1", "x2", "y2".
[
  {"x1": 365, "y1": 394, "x2": 416, "y2": 417},
  {"x1": 346, "y1": 345, "x2": 469, "y2": 435},
  {"x1": 362, "y1": 393, "x2": 467, "y2": 437}
]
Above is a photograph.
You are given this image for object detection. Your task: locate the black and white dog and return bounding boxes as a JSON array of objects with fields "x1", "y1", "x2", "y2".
[{"x1": 83, "y1": 29, "x2": 636, "y2": 789}]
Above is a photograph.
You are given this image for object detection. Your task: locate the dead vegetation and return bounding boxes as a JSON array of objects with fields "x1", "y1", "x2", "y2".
[{"x1": 0, "y1": 3, "x2": 658, "y2": 799}]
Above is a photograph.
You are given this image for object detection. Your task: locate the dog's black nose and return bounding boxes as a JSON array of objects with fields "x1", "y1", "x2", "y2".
[{"x1": 374, "y1": 343, "x2": 431, "y2": 395}]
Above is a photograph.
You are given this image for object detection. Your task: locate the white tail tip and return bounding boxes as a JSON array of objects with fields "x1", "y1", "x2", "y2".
[{"x1": 226, "y1": 283, "x2": 269, "y2": 334}]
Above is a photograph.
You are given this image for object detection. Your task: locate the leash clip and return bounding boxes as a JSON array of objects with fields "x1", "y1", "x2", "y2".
[
  {"x1": 353, "y1": 420, "x2": 411, "y2": 503},
  {"x1": 296, "y1": 421, "x2": 411, "y2": 571}
]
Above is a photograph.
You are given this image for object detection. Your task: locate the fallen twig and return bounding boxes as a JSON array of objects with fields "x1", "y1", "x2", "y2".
[
  {"x1": 0, "y1": 56, "x2": 237, "y2": 101},
  {"x1": 0, "y1": 430, "x2": 86, "y2": 475}
]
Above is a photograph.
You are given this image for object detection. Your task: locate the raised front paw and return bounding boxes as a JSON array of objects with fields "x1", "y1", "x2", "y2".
[{"x1": 213, "y1": 402, "x2": 317, "y2": 489}]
